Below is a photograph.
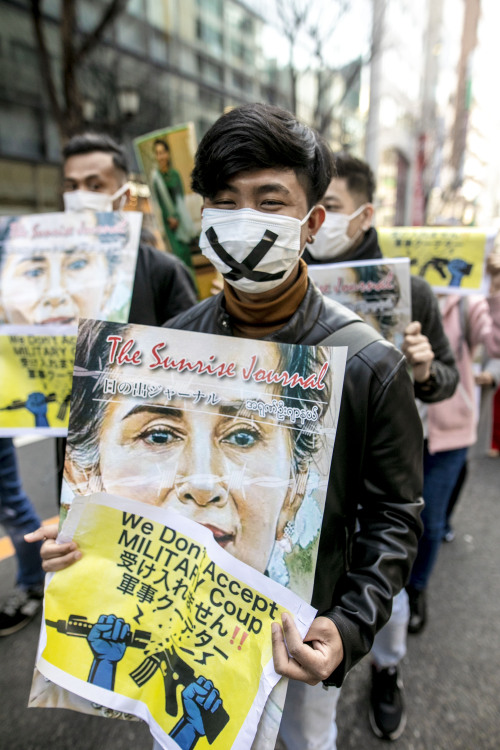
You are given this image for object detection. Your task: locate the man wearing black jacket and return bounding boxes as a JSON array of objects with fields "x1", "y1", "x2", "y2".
[
  {"x1": 304, "y1": 152, "x2": 458, "y2": 741},
  {"x1": 163, "y1": 106, "x2": 425, "y2": 750},
  {"x1": 37, "y1": 106, "x2": 424, "y2": 750},
  {"x1": 56, "y1": 134, "x2": 198, "y2": 489}
]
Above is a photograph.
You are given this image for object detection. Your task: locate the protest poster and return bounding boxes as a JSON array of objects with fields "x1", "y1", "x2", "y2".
[
  {"x1": 378, "y1": 226, "x2": 496, "y2": 294},
  {"x1": 0, "y1": 212, "x2": 142, "y2": 436},
  {"x1": 0, "y1": 327, "x2": 76, "y2": 436},
  {"x1": 30, "y1": 319, "x2": 347, "y2": 749},
  {"x1": 0, "y1": 212, "x2": 142, "y2": 326},
  {"x1": 308, "y1": 258, "x2": 412, "y2": 350},
  {"x1": 134, "y1": 124, "x2": 201, "y2": 274},
  {"x1": 34, "y1": 493, "x2": 316, "y2": 750}
]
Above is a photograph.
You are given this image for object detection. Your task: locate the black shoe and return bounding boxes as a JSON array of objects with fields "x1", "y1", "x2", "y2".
[
  {"x1": 369, "y1": 665, "x2": 406, "y2": 740},
  {"x1": 407, "y1": 585, "x2": 427, "y2": 634},
  {"x1": 0, "y1": 587, "x2": 43, "y2": 636}
]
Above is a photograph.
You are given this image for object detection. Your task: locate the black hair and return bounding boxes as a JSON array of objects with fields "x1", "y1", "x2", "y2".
[
  {"x1": 153, "y1": 139, "x2": 170, "y2": 153},
  {"x1": 333, "y1": 152, "x2": 376, "y2": 203},
  {"x1": 191, "y1": 103, "x2": 334, "y2": 208},
  {"x1": 62, "y1": 132, "x2": 128, "y2": 175}
]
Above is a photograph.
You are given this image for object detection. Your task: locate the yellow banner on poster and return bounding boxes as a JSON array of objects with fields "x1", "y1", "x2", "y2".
[
  {"x1": 378, "y1": 227, "x2": 495, "y2": 294},
  {"x1": 0, "y1": 329, "x2": 76, "y2": 435},
  {"x1": 37, "y1": 494, "x2": 316, "y2": 750}
]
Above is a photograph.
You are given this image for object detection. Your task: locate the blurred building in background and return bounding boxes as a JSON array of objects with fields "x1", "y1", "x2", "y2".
[
  {"x1": 0, "y1": 0, "x2": 293, "y2": 214},
  {"x1": 1, "y1": 0, "x2": 499, "y2": 228}
]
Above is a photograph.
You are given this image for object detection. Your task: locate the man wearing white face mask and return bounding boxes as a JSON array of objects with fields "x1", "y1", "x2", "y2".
[
  {"x1": 305, "y1": 153, "x2": 458, "y2": 741},
  {"x1": 37, "y1": 106, "x2": 424, "y2": 750},
  {"x1": 62, "y1": 133, "x2": 198, "y2": 326},
  {"x1": 56, "y1": 134, "x2": 198, "y2": 496},
  {"x1": 163, "y1": 106, "x2": 425, "y2": 749}
]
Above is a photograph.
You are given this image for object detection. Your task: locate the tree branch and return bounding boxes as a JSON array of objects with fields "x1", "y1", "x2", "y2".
[
  {"x1": 29, "y1": 0, "x2": 62, "y2": 126},
  {"x1": 75, "y1": 0, "x2": 129, "y2": 64}
]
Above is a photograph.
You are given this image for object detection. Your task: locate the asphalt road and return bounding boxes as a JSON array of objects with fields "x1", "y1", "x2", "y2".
[{"x1": 1, "y1": 439, "x2": 499, "y2": 749}]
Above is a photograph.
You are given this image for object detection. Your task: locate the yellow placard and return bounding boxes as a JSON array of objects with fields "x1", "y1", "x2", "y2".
[
  {"x1": 41, "y1": 498, "x2": 308, "y2": 748},
  {"x1": 0, "y1": 333, "x2": 76, "y2": 434},
  {"x1": 378, "y1": 227, "x2": 491, "y2": 292}
]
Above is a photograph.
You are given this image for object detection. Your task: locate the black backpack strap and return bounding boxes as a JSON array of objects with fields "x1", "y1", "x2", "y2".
[{"x1": 321, "y1": 321, "x2": 383, "y2": 361}]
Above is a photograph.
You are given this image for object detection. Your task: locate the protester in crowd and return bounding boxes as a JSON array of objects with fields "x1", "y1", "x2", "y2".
[
  {"x1": 0, "y1": 438, "x2": 45, "y2": 636},
  {"x1": 30, "y1": 103, "x2": 424, "y2": 750},
  {"x1": 445, "y1": 356, "x2": 500, "y2": 538},
  {"x1": 151, "y1": 138, "x2": 197, "y2": 271},
  {"x1": 305, "y1": 152, "x2": 458, "y2": 741},
  {"x1": 55, "y1": 134, "x2": 200, "y2": 492},
  {"x1": 407, "y1": 272, "x2": 500, "y2": 634},
  {"x1": 62, "y1": 132, "x2": 198, "y2": 326}
]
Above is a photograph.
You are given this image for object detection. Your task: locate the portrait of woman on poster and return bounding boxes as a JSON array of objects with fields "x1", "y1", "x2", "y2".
[
  {"x1": 63, "y1": 320, "x2": 334, "y2": 587},
  {"x1": 151, "y1": 139, "x2": 196, "y2": 272},
  {"x1": 0, "y1": 215, "x2": 131, "y2": 326},
  {"x1": 355, "y1": 264, "x2": 405, "y2": 347}
]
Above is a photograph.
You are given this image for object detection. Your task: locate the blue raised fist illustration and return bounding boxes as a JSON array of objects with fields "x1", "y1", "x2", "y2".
[
  {"x1": 448, "y1": 258, "x2": 473, "y2": 287},
  {"x1": 170, "y1": 676, "x2": 225, "y2": 750},
  {"x1": 25, "y1": 392, "x2": 49, "y2": 427},
  {"x1": 87, "y1": 614, "x2": 130, "y2": 690}
]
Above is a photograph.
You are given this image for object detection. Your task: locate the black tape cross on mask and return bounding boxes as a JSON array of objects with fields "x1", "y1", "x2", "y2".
[{"x1": 205, "y1": 226, "x2": 284, "y2": 283}]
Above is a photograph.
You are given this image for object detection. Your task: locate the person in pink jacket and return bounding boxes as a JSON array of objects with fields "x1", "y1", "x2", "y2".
[{"x1": 407, "y1": 251, "x2": 500, "y2": 633}]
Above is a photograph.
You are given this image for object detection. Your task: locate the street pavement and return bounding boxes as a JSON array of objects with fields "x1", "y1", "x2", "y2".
[{"x1": 1, "y1": 438, "x2": 499, "y2": 749}]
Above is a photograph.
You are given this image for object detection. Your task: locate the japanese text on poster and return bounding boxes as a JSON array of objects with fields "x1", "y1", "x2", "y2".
[
  {"x1": 36, "y1": 494, "x2": 316, "y2": 750},
  {"x1": 378, "y1": 226, "x2": 495, "y2": 294},
  {"x1": 0, "y1": 328, "x2": 76, "y2": 435}
]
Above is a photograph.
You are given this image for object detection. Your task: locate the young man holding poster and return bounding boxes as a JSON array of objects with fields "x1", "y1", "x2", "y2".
[
  {"x1": 35, "y1": 105, "x2": 423, "y2": 749},
  {"x1": 305, "y1": 152, "x2": 459, "y2": 740}
]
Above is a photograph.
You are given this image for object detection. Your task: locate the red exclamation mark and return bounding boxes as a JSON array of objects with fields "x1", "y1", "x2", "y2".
[
  {"x1": 230, "y1": 626, "x2": 240, "y2": 644},
  {"x1": 238, "y1": 632, "x2": 248, "y2": 650}
]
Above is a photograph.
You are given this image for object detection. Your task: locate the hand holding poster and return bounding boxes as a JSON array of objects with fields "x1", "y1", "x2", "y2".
[
  {"x1": 30, "y1": 320, "x2": 347, "y2": 748},
  {"x1": 0, "y1": 212, "x2": 142, "y2": 435},
  {"x1": 35, "y1": 493, "x2": 316, "y2": 750},
  {"x1": 308, "y1": 258, "x2": 412, "y2": 349},
  {"x1": 378, "y1": 227, "x2": 496, "y2": 294}
]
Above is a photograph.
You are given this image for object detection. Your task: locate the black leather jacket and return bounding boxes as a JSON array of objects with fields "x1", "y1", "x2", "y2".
[{"x1": 165, "y1": 280, "x2": 424, "y2": 686}]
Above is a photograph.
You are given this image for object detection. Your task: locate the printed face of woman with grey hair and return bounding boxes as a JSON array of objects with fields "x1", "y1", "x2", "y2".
[{"x1": 65, "y1": 322, "x2": 332, "y2": 579}]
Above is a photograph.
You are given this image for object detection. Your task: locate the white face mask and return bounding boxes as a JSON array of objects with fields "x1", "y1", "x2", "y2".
[
  {"x1": 63, "y1": 183, "x2": 129, "y2": 213},
  {"x1": 308, "y1": 204, "x2": 368, "y2": 260},
  {"x1": 199, "y1": 207, "x2": 313, "y2": 293}
]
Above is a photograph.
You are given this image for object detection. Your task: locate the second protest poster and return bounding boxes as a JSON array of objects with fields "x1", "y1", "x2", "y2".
[
  {"x1": 308, "y1": 257, "x2": 412, "y2": 349},
  {"x1": 0, "y1": 211, "x2": 142, "y2": 435}
]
